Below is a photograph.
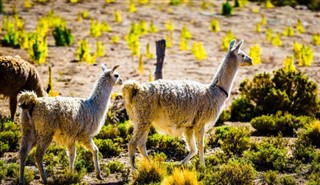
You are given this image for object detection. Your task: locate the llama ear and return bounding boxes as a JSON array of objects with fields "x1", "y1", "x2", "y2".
[
  {"x1": 111, "y1": 65, "x2": 120, "y2": 73},
  {"x1": 229, "y1": 40, "x2": 236, "y2": 51},
  {"x1": 101, "y1": 64, "x2": 107, "y2": 72},
  {"x1": 232, "y1": 40, "x2": 243, "y2": 53}
]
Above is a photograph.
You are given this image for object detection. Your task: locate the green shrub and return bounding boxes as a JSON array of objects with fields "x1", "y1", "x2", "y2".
[
  {"x1": 94, "y1": 138, "x2": 122, "y2": 158},
  {"x1": 262, "y1": 170, "x2": 280, "y2": 185},
  {"x1": 75, "y1": 147, "x2": 96, "y2": 172},
  {"x1": 0, "y1": 159, "x2": 7, "y2": 181},
  {"x1": 222, "y1": 1, "x2": 233, "y2": 16},
  {"x1": 244, "y1": 136, "x2": 289, "y2": 171},
  {"x1": 147, "y1": 133, "x2": 187, "y2": 160},
  {"x1": 280, "y1": 175, "x2": 297, "y2": 185},
  {"x1": 250, "y1": 113, "x2": 312, "y2": 136},
  {"x1": 107, "y1": 161, "x2": 125, "y2": 174},
  {"x1": 0, "y1": 0, "x2": 4, "y2": 14},
  {"x1": 4, "y1": 162, "x2": 35, "y2": 184},
  {"x1": 27, "y1": 32, "x2": 48, "y2": 64},
  {"x1": 0, "y1": 120, "x2": 20, "y2": 156},
  {"x1": 208, "y1": 126, "x2": 251, "y2": 157},
  {"x1": 202, "y1": 159, "x2": 256, "y2": 185},
  {"x1": 308, "y1": 159, "x2": 320, "y2": 185},
  {"x1": 231, "y1": 68, "x2": 319, "y2": 121},
  {"x1": 52, "y1": 24, "x2": 74, "y2": 46},
  {"x1": 48, "y1": 169, "x2": 85, "y2": 185},
  {"x1": 217, "y1": 110, "x2": 231, "y2": 125}
]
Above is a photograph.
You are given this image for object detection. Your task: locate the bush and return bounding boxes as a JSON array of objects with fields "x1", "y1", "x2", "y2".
[
  {"x1": 250, "y1": 113, "x2": 312, "y2": 136},
  {"x1": 202, "y1": 159, "x2": 256, "y2": 185},
  {"x1": 217, "y1": 110, "x2": 231, "y2": 125},
  {"x1": 0, "y1": 120, "x2": 21, "y2": 156},
  {"x1": 161, "y1": 168, "x2": 200, "y2": 185},
  {"x1": 262, "y1": 170, "x2": 280, "y2": 185},
  {"x1": 52, "y1": 24, "x2": 74, "y2": 46},
  {"x1": 107, "y1": 161, "x2": 125, "y2": 174},
  {"x1": 131, "y1": 155, "x2": 167, "y2": 185},
  {"x1": 280, "y1": 175, "x2": 297, "y2": 185},
  {"x1": 94, "y1": 138, "x2": 122, "y2": 158},
  {"x1": 48, "y1": 169, "x2": 85, "y2": 185},
  {"x1": 231, "y1": 68, "x2": 319, "y2": 121},
  {"x1": 208, "y1": 126, "x2": 251, "y2": 157},
  {"x1": 147, "y1": 133, "x2": 187, "y2": 161},
  {"x1": 222, "y1": 1, "x2": 233, "y2": 16},
  {"x1": 75, "y1": 146, "x2": 97, "y2": 172},
  {"x1": 244, "y1": 136, "x2": 289, "y2": 171}
]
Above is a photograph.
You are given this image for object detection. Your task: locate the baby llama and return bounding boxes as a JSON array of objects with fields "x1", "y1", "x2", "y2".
[
  {"x1": 18, "y1": 64, "x2": 122, "y2": 184},
  {"x1": 122, "y1": 40, "x2": 253, "y2": 169},
  {"x1": 0, "y1": 55, "x2": 48, "y2": 121}
]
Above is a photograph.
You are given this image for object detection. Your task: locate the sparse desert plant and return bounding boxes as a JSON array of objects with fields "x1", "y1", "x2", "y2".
[
  {"x1": 255, "y1": 22, "x2": 261, "y2": 33},
  {"x1": 210, "y1": 18, "x2": 220, "y2": 32},
  {"x1": 114, "y1": 9, "x2": 122, "y2": 23},
  {"x1": 149, "y1": 21, "x2": 158, "y2": 33},
  {"x1": 82, "y1": 10, "x2": 90, "y2": 19},
  {"x1": 272, "y1": 33, "x2": 282, "y2": 47},
  {"x1": 244, "y1": 136, "x2": 289, "y2": 171},
  {"x1": 129, "y1": 1, "x2": 137, "y2": 12},
  {"x1": 264, "y1": 0, "x2": 274, "y2": 8},
  {"x1": 165, "y1": 19, "x2": 174, "y2": 32},
  {"x1": 191, "y1": 41, "x2": 207, "y2": 61},
  {"x1": 47, "y1": 65, "x2": 59, "y2": 97},
  {"x1": 95, "y1": 41, "x2": 105, "y2": 57},
  {"x1": 161, "y1": 168, "x2": 200, "y2": 185},
  {"x1": 166, "y1": 34, "x2": 173, "y2": 48},
  {"x1": 296, "y1": 19, "x2": 305, "y2": 33},
  {"x1": 283, "y1": 56, "x2": 296, "y2": 72},
  {"x1": 312, "y1": 33, "x2": 320, "y2": 46},
  {"x1": 1, "y1": 17, "x2": 23, "y2": 48},
  {"x1": 94, "y1": 138, "x2": 122, "y2": 158},
  {"x1": 145, "y1": 43, "x2": 154, "y2": 59},
  {"x1": 249, "y1": 44, "x2": 261, "y2": 65},
  {"x1": 27, "y1": 32, "x2": 48, "y2": 64},
  {"x1": 181, "y1": 25, "x2": 192, "y2": 39},
  {"x1": 170, "y1": 0, "x2": 182, "y2": 6},
  {"x1": 293, "y1": 42, "x2": 314, "y2": 66},
  {"x1": 222, "y1": 0, "x2": 233, "y2": 16},
  {"x1": 106, "y1": 161, "x2": 125, "y2": 174},
  {"x1": 180, "y1": 38, "x2": 189, "y2": 51},
  {"x1": 230, "y1": 68, "x2": 319, "y2": 121},
  {"x1": 48, "y1": 169, "x2": 85, "y2": 185},
  {"x1": 126, "y1": 23, "x2": 141, "y2": 56},
  {"x1": 221, "y1": 30, "x2": 235, "y2": 51},
  {"x1": 52, "y1": 23, "x2": 74, "y2": 46},
  {"x1": 76, "y1": 39, "x2": 94, "y2": 63},
  {"x1": 139, "y1": 20, "x2": 148, "y2": 34},
  {"x1": 112, "y1": 34, "x2": 119, "y2": 44},
  {"x1": 261, "y1": 14, "x2": 267, "y2": 25},
  {"x1": 283, "y1": 26, "x2": 294, "y2": 36},
  {"x1": 265, "y1": 27, "x2": 273, "y2": 41},
  {"x1": 137, "y1": 54, "x2": 144, "y2": 75},
  {"x1": 202, "y1": 159, "x2": 256, "y2": 185},
  {"x1": 262, "y1": 170, "x2": 280, "y2": 185}
]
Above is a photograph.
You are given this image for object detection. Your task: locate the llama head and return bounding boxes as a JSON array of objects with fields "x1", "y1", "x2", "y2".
[
  {"x1": 229, "y1": 40, "x2": 253, "y2": 66},
  {"x1": 101, "y1": 64, "x2": 123, "y2": 85}
]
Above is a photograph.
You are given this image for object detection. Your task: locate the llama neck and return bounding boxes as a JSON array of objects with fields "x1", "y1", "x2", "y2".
[
  {"x1": 210, "y1": 53, "x2": 238, "y2": 97},
  {"x1": 88, "y1": 77, "x2": 113, "y2": 113}
]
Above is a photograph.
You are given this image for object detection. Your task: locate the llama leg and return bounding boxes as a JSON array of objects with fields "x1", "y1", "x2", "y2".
[
  {"x1": 137, "y1": 129, "x2": 150, "y2": 160},
  {"x1": 19, "y1": 137, "x2": 35, "y2": 185},
  {"x1": 80, "y1": 138, "x2": 102, "y2": 180},
  {"x1": 129, "y1": 124, "x2": 150, "y2": 169},
  {"x1": 195, "y1": 127, "x2": 205, "y2": 166},
  {"x1": 67, "y1": 144, "x2": 76, "y2": 173},
  {"x1": 35, "y1": 136, "x2": 53, "y2": 184},
  {"x1": 181, "y1": 128, "x2": 198, "y2": 165},
  {"x1": 9, "y1": 96, "x2": 17, "y2": 121}
]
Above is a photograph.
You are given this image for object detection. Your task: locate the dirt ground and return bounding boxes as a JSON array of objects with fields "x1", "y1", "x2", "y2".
[{"x1": 0, "y1": 0, "x2": 320, "y2": 184}]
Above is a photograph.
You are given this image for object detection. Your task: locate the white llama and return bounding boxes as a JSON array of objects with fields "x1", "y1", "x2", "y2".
[
  {"x1": 18, "y1": 64, "x2": 122, "y2": 184},
  {"x1": 122, "y1": 40, "x2": 253, "y2": 169}
]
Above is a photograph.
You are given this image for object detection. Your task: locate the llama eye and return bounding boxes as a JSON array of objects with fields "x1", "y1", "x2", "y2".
[
  {"x1": 242, "y1": 55, "x2": 245, "y2": 58},
  {"x1": 114, "y1": 74, "x2": 119, "y2": 78}
]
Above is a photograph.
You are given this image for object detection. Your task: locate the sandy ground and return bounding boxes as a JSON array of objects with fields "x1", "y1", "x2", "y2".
[{"x1": 0, "y1": 0, "x2": 320, "y2": 184}]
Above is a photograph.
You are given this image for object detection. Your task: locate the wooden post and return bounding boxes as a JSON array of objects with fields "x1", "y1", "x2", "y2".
[{"x1": 155, "y1": 39, "x2": 166, "y2": 80}]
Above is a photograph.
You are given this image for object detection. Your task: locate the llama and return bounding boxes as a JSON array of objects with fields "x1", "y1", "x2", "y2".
[
  {"x1": 122, "y1": 40, "x2": 252, "y2": 169},
  {"x1": 0, "y1": 55, "x2": 48, "y2": 121},
  {"x1": 18, "y1": 64, "x2": 122, "y2": 184}
]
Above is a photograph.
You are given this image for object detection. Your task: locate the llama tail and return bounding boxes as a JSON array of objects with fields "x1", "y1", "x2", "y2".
[
  {"x1": 122, "y1": 80, "x2": 140, "y2": 105},
  {"x1": 18, "y1": 91, "x2": 38, "y2": 119}
]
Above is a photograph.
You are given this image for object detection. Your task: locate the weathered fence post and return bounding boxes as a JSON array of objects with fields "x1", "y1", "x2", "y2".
[{"x1": 155, "y1": 39, "x2": 166, "y2": 80}]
